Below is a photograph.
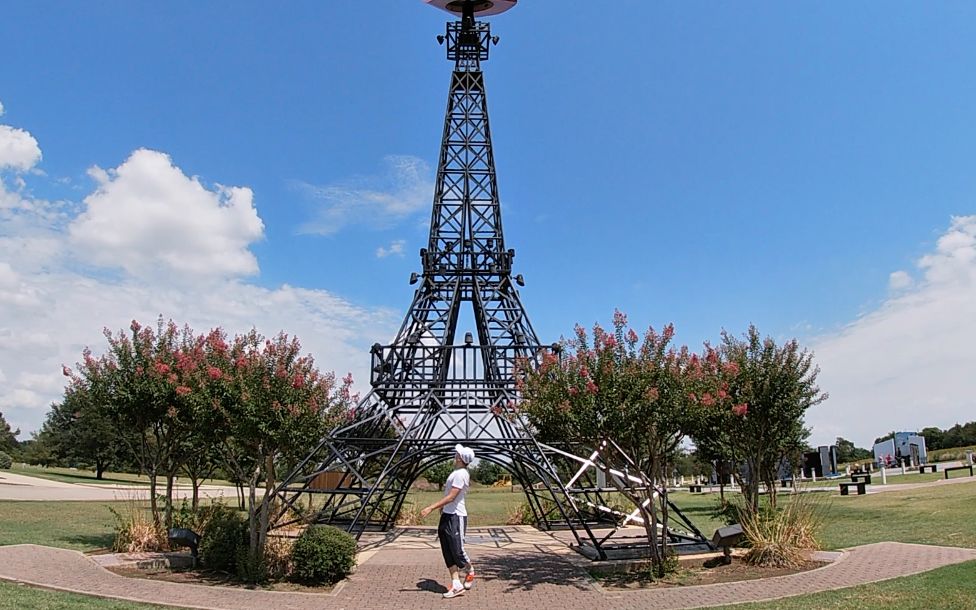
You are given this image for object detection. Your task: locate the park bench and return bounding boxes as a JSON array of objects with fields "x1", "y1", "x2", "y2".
[
  {"x1": 851, "y1": 473, "x2": 872, "y2": 484},
  {"x1": 919, "y1": 464, "x2": 937, "y2": 474},
  {"x1": 944, "y1": 465, "x2": 974, "y2": 479},
  {"x1": 689, "y1": 484, "x2": 703, "y2": 493},
  {"x1": 838, "y1": 481, "x2": 866, "y2": 496}
]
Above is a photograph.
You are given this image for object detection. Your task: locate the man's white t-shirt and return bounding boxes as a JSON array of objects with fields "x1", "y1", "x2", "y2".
[{"x1": 442, "y1": 467, "x2": 471, "y2": 516}]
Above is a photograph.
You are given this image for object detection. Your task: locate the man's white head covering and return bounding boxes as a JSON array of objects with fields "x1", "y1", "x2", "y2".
[{"x1": 455, "y1": 443, "x2": 475, "y2": 465}]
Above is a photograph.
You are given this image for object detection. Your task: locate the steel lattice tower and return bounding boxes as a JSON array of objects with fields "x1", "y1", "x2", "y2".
[{"x1": 274, "y1": 1, "x2": 708, "y2": 560}]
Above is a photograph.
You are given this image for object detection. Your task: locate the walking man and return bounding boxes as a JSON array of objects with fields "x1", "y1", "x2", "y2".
[{"x1": 420, "y1": 444, "x2": 476, "y2": 599}]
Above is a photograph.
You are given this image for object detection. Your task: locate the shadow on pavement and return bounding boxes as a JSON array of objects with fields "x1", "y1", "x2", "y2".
[
  {"x1": 477, "y1": 551, "x2": 592, "y2": 593},
  {"x1": 414, "y1": 578, "x2": 448, "y2": 594}
]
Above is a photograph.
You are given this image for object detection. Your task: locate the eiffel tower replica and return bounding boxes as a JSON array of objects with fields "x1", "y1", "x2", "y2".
[{"x1": 274, "y1": 0, "x2": 708, "y2": 560}]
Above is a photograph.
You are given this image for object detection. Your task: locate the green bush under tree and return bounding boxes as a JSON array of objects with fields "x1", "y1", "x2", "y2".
[
  {"x1": 289, "y1": 525, "x2": 357, "y2": 585},
  {"x1": 198, "y1": 507, "x2": 248, "y2": 573}
]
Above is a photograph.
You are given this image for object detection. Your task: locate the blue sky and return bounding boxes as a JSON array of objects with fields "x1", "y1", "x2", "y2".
[{"x1": 2, "y1": 1, "x2": 975, "y2": 448}]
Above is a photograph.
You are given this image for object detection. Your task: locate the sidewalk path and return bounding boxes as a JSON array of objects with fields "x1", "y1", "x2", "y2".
[
  {"x1": 0, "y1": 471, "x2": 236, "y2": 502},
  {"x1": 1, "y1": 529, "x2": 974, "y2": 610}
]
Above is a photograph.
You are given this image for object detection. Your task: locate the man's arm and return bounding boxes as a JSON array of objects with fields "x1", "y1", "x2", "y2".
[{"x1": 420, "y1": 486, "x2": 461, "y2": 518}]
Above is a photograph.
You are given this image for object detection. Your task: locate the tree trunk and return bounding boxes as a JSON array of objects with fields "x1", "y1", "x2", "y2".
[
  {"x1": 164, "y1": 471, "x2": 175, "y2": 529},
  {"x1": 191, "y1": 474, "x2": 200, "y2": 512},
  {"x1": 245, "y1": 465, "x2": 262, "y2": 583},
  {"x1": 148, "y1": 471, "x2": 159, "y2": 525},
  {"x1": 257, "y1": 454, "x2": 276, "y2": 556},
  {"x1": 96, "y1": 460, "x2": 106, "y2": 480},
  {"x1": 654, "y1": 459, "x2": 670, "y2": 578}
]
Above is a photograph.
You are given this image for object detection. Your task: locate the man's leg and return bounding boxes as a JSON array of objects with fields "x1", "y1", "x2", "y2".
[
  {"x1": 460, "y1": 515, "x2": 475, "y2": 589},
  {"x1": 442, "y1": 514, "x2": 469, "y2": 598}
]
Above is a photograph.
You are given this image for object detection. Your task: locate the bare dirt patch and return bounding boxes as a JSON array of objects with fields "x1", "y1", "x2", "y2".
[
  {"x1": 592, "y1": 557, "x2": 828, "y2": 590},
  {"x1": 106, "y1": 566, "x2": 336, "y2": 593}
]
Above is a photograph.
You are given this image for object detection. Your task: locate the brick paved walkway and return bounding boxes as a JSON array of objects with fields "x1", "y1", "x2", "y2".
[{"x1": 1, "y1": 531, "x2": 974, "y2": 610}]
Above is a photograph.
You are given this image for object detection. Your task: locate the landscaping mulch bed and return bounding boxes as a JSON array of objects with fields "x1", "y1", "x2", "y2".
[
  {"x1": 106, "y1": 566, "x2": 336, "y2": 593},
  {"x1": 592, "y1": 557, "x2": 828, "y2": 590}
]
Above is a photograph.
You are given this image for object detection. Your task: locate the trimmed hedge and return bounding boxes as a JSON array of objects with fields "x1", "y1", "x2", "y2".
[{"x1": 290, "y1": 525, "x2": 357, "y2": 585}]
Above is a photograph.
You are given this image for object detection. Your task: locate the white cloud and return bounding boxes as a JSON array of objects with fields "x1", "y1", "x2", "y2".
[
  {"x1": 376, "y1": 239, "x2": 406, "y2": 258},
  {"x1": 0, "y1": 117, "x2": 399, "y2": 438},
  {"x1": 809, "y1": 215, "x2": 976, "y2": 448},
  {"x1": 0, "y1": 124, "x2": 42, "y2": 172},
  {"x1": 297, "y1": 155, "x2": 433, "y2": 236},
  {"x1": 68, "y1": 149, "x2": 264, "y2": 281},
  {"x1": 888, "y1": 270, "x2": 913, "y2": 291},
  {"x1": 0, "y1": 101, "x2": 4, "y2": 116}
]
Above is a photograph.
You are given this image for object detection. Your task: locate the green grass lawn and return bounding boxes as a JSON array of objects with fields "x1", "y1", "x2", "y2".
[
  {"x1": 0, "y1": 580, "x2": 168, "y2": 609},
  {"x1": 7, "y1": 463, "x2": 232, "y2": 487},
  {"x1": 404, "y1": 484, "x2": 525, "y2": 526},
  {"x1": 668, "y1": 479, "x2": 976, "y2": 550},
  {"x1": 819, "y1": 481, "x2": 976, "y2": 549},
  {"x1": 0, "y1": 500, "x2": 127, "y2": 551},
  {"x1": 711, "y1": 559, "x2": 976, "y2": 610}
]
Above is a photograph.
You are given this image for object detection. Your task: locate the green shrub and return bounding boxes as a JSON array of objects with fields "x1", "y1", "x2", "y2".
[
  {"x1": 198, "y1": 508, "x2": 247, "y2": 572},
  {"x1": 0, "y1": 452, "x2": 12, "y2": 470},
  {"x1": 290, "y1": 525, "x2": 357, "y2": 585},
  {"x1": 171, "y1": 498, "x2": 230, "y2": 533},
  {"x1": 236, "y1": 546, "x2": 268, "y2": 584}
]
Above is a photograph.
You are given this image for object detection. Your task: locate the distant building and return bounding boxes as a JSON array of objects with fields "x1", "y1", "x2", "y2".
[
  {"x1": 802, "y1": 445, "x2": 839, "y2": 478},
  {"x1": 775, "y1": 445, "x2": 838, "y2": 480},
  {"x1": 873, "y1": 432, "x2": 927, "y2": 467}
]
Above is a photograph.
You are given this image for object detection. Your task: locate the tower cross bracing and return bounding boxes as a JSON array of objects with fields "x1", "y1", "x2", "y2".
[{"x1": 273, "y1": 1, "x2": 708, "y2": 560}]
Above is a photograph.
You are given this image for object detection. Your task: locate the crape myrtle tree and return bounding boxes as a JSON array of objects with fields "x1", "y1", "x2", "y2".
[
  {"x1": 518, "y1": 311, "x2": 730, "y2": 577},
  {"x1": 683, "y1": 352, "x2": 744, "y2": 507},
  {"x1": 716, "y1": 326, "x2": 827, "y2": 514},
  {"x1": 68, "y1": 318, "x2": 200, "y2": 527},
  {"x1": 195, "y1": 328, "x2": 354, "y2": 580}
]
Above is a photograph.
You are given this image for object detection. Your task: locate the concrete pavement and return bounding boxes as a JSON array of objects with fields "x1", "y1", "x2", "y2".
[{"x1": 1, "y1": 529, "x2": 975, "y2": 610}]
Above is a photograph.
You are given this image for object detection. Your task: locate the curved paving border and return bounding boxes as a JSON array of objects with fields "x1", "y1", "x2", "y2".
[{"x1": 1, "y1": 539, "x2": 974, "y2": 610}]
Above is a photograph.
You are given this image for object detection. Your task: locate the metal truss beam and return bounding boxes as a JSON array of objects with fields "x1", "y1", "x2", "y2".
[{"x1": 274, "y1": 5, "x2": 708, "y2": 560}]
